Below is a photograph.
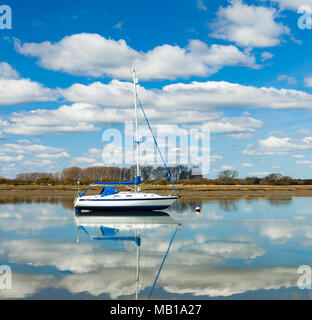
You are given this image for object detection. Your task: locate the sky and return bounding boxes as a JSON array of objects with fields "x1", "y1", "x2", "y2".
[{"x1": 1, "y1": 0, "x2": 312, "y2": 179}]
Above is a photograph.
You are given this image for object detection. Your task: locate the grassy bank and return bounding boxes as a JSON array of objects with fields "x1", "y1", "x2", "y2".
[
  {"x1": 1, "y1": 184, "x2": 312, "y2": 198},
  {"x1": 1, "y1": 183, "x2": 312, "y2": 191}
]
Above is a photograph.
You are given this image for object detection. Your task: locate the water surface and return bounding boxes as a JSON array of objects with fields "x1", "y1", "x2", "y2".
[{"x1": 1, "y1": 196, "x2": 312, "y2": 300}]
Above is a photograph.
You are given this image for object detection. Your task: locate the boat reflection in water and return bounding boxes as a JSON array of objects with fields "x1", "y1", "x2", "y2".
[{"x1": 74, "y1": 210, "x2": 181, "y2": 300}]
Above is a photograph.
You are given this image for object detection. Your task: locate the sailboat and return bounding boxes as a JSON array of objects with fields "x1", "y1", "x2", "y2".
[{"x1": 74, "y1": 70, "x2": 178, "y2": 213}]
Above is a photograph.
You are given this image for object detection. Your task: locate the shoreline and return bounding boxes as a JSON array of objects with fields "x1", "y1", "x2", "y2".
[{"x1": 1, "y1": 185, "x2": 312, "y2": 198}]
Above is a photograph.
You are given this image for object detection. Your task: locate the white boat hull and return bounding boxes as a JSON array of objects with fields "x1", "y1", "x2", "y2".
[{"x1": 74, "y1": 192, "x2": 178, "y2": 212}]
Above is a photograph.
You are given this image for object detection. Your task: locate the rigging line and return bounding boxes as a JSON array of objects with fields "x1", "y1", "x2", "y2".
[
  {"x1": 147, "y1": 226, "x2": 179, "y2": 300},
  {"x1": 137, "y1": 96, "x2": 178, "y2": 194}
]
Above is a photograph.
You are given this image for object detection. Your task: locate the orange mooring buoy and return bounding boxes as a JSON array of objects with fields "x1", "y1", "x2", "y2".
[{"x1": 195, "y1": 207, "x2": 201, "y2": 214}]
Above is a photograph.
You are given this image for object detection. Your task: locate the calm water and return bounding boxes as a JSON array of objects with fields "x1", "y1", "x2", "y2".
[{"x1": 1, "y1": 195, "x2": 312, "y2": 300}]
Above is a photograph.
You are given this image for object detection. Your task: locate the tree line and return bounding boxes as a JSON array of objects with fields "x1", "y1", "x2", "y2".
[
  {"x1": 0, "y1": 167, "x2": 311, "y2": 186},
  {"x1": 0, "y1": 165, "x2": 191, "y2": 185}
]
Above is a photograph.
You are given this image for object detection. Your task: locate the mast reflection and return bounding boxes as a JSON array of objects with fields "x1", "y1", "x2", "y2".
[{"x1": 74, "y1": 210, "x2": 181, "y2": 300}]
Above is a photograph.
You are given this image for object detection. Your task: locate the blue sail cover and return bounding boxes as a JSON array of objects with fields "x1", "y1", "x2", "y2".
[
  {"x1": 100, "y1": 187, "x2": 119, "y2": 197},
  {"x1": 93, "y1": 176, "x2": 141, "y2": 186}
]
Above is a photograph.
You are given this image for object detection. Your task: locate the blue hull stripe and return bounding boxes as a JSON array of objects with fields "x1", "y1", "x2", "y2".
[
  {"x1": 76, "y1": 205, "x2": 169, "y2": 211},
  {"x1": 78, "y1": 197, "x2": 178, "y2": 202}
]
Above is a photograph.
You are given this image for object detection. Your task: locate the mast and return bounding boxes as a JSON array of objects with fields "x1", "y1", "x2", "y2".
[{"x1": 132, "y1": 69, "x2": 141, "y2": 192}]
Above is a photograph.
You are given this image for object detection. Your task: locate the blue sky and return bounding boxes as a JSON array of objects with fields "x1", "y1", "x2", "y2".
[{"x1": 1, "y1": 0, "x2": 312, "y2": 178}]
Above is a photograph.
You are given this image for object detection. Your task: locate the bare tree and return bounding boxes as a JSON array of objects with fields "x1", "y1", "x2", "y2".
[
  {"x1": 62, "y1": 167, "x2": 83, "y2": 183},
  {"x1": 217, "y1": 170, "x2": 238, "y2": 185}
]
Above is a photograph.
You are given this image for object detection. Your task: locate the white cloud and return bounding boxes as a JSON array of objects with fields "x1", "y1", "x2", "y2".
[
  {"x1": 259, "y1": 136, "x2": 312, "y2": 150},
  {"x1": 211, "y1": 0, "x2": 290, "y2": 47},
  {"x1": 261, "y1": 51, "x2": 274, "y2": 61},
  {"x1": 0, "y1": 142, "x2": 66, "y2": 155},
  {"x1": 304, "y1": 76, "x2": 312, "y2": 87},
  {"x1": 72, "y1": 156, "x2": 99, "y2": 165},
  {"x1": 70, "y1": 147, "x2": 105, "y2": 167},
  {"x1": 295, "y1": 160, "x2": 312, "y2": 164},
  {"x1": 15, "y1": 33, "x2": 257, "y2": 80},
  {"x1": 64, "y1": 79, "x2": 312, "y2": 111},
  {"x1": 158, "y1": 80, "x2": 312, "y2": 110},
  {"x1": 4, "y1": 104, "x2": 100, "y2": 135},
  {"x1": 269, "y1": 0, "x2": 312, "y2": 11},
  {"x1": 210, "y1": 155, "x2": 223, "y2": 162},
  {"x1": 0, "y1": 78, "x2": 57, "y2": 105},
  {"x1": 88, "y1": 148, "x2": 102, "y2": 155},
  {"x1": 204, "y1": 116, "x2": 263, "y2": 133},
  {"x1": 241, "y1": 162, "x2": 253, "y2": 167},
  {"x1": 3, "y1": 104, "x2": 262, "y2": 137},
  {"x1": 277, "y1": 74, "x2": 297, "y2": 84},
  {"x1": 249, "y1": 171, "x2": 271, "y2": 176},
  {"x1": 0, "y1": 141, "x2": 69, "y2": 177},
  {"x1": 0, "y1": 154, "x2": 23, "y2": 162},
  {"x1": 3, "y1": 78, "x2": 272, "y2": 136},
  {"x1": 242, "y1": 135, "x2": 312, "y2": 156},
  {"x1": 0, "y1": 62, "x2": 19, "y2": 79},
  {"x1": 23, "y1": 159, "x2": 55, "y2": 167},
  {"x1": 61, "y1": 80, "x2": 151, "y2": 107},
  {"x1": 143, "y1": 124, "x2": 189, "y2": 136},
  {"x1": 36, "y1": 151, "x2": 70, "y2": 159},
  {"x1": 5, "y1": 77, "x2": 312, "y2": 137},
  {"x1": 0, "y1": 62, "x2": 57, "y2": 106}
]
